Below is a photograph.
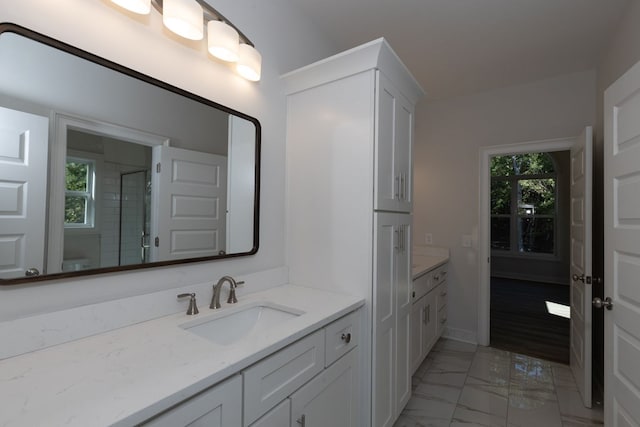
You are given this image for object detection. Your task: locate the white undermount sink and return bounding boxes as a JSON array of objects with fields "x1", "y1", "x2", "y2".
[{"x1": 180, "y1": 302, "x2": 304, "y2": 346}]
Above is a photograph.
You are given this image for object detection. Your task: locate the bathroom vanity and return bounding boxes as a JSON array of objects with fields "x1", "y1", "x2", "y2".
[
  {"x1": 0, "y1": 285, "x2": 363, "y2": 426},
  {"x1": 410, "y1": 247, "x2": 450, "y2": 372}
]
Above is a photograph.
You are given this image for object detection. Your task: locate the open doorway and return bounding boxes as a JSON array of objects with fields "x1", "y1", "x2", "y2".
[{"x1": 489, "y1": 151, "x2": 571, "y2": 363}]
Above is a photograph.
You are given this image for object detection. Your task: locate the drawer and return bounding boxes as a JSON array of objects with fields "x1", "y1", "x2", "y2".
[
  {"x1": 243, "y1": 329, "x2": 325, "y2": 425},
  {"x1": 437, "y1": 283, "x2": 448, "y2": 310},
  {"x1": 412, "y1": 271, "x2": 432, "y2": 300},
  {"x1": 325, "y1": 311, "x2": 360, "y2": 367},
  {"x1": 432, "y1": 264, "x2": 448, "y2": 286}
]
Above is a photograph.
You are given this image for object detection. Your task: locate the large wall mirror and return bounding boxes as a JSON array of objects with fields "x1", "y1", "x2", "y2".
[{"x1": 0, "y1": 24, "x2": 260, "y2": 284}]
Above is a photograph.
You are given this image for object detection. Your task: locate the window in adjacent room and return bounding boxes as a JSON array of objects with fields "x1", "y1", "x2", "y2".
[
  {"x1": 490, "y1": 152, "x2": 556, "y2": 255},
  {"x1": 64, "y1": 156, "x2": 96, "y2": 228}
]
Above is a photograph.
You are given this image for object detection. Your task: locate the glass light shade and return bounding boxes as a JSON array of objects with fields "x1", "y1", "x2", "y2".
[
  {"x1": 163, "y1": 0, "x2": 204, "y2": 40},
  {"x1": 236, "y1": 44, "x2": 261, "y2": 82},
  {"x1": 207, "y1": 21, "x2": 240, "y2": 62},
  {"x1": 110, "y1": 0, "x2": 151, "y2": 14}
]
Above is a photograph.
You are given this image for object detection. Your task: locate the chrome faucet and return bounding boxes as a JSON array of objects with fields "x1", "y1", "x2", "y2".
[{"x1": 210, "y1": 276, "x2": 245, "y2": 309}]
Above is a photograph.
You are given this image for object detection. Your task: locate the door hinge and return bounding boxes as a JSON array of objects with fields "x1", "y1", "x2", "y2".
[
  {"x1": 156, "y1": 162, "x2": 161, "y2": 173},
  {"x1": 154, "y1": 237, "x2": 159, "y2": 247}
]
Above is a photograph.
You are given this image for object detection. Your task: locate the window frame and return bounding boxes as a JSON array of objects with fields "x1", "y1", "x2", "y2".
[
  {"x1": 64, "y1": 151, "x2": 102, "y2": 230},
  {"x1": 490, "y1": 155, "x2": 558, "y2": 259}
]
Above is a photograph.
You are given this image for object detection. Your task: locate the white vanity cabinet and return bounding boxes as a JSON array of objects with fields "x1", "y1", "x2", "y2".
[
  {"x1": 140, "y1": 310, "x2": 360, "y2": 427},
  {"x1": 141, "y1": 375, "x2": 242, "y2": 427},
  {"x1": 246, "y1": 311, "x2": 360, "y2": 427},
  {"x1": 284, "y1": 38, "x2": 423, "y2": 427},
  {"x1": 410, "y1": 263, "x2": 449, "y2": 373}
]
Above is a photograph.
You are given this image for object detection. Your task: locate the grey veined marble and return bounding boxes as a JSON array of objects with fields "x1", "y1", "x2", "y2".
[{"x1": 394, "y1": 338, "x2": 603, "y2": 427}]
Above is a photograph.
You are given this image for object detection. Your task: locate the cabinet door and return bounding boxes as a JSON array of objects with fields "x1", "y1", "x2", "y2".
[
  {"x1": 436, "y1": 282, "x2": 448, "y2": 337},
  {"x1": 142, "y1": 375, "x2": 241, "y2": 427},
  {"x1": 250, "y1": 399, "x2": 290, "y2": 427},
  {"x1": 243, "y1": 330, "x2": 325, "y2": 425},
  {"x1": 396, "y1": 219, "x2": 412, "y2": 413},
  {"x1": 410, "y1": 296, "x2": 425, "y2": 373},
  {"x1": 373, "y1": 212, "x2": 412, "y2": 427},
  {"x1": 422, "y1": 290, "x2": 438, "y2": 357},
  {"x1": 374, "y1": 71, "x2": 414, "y2": 213},
  {"x1": 290, "y1": 348, "x2": 359, "y2": 427}
]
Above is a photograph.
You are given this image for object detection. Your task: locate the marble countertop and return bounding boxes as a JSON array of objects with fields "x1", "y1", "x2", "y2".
[
  {"x1": 412, "y1": 252, "x2": 449, "y2": 279},
  {"x1": 0, "y1": 285, "x2": 364, "y2": 427}
]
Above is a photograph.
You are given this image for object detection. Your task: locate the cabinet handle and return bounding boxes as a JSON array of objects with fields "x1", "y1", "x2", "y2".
[
  {"x1": 434, "y1": 274, "x2": 440, "y2": 281},
  {"x1": 403, "y1": 172, "x2": 408, "y2": 201},
  {"x1": 440, "y1": 290, "x2": 447, "y2": 296},
  {"x1": 423, "y1": 305, "x2": 430, "y2": 324},
  {"x1": 395, "y1": 175, "x2": 400, "y2": 198},
  {"x1": 394, "y1": 229, "x2": 400, "y2": 251},
  {"x1": 341, "y1": 333, "x2": 352, "y2": 343},
  {"x1": 297, "y1": 414, "x2": 306, "y2": 426},
  {"x1": 400, "y1": 173, "x2": 405, "y2": 200},
  {"x1": 400, "y1": 225, "x2": 404, "y2": 252},
  {"x1": 440, "y1": 316, "x2": 447, "y2": 324}
]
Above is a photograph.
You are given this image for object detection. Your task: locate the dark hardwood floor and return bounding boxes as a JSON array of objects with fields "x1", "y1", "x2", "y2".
[{"x1": 490, "y1": 277, "x2": 570, "y2": 364}]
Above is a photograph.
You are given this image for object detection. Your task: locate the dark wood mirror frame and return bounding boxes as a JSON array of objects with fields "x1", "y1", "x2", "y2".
[{"x1": 0, "y1": 23, "x2": 261, "y2": 285}]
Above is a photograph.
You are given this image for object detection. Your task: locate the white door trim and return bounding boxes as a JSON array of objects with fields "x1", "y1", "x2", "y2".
[
  {"x1": 47, "y1": 112, "x2": 170, "y2": 274},
  {"x1": 477, "y1": 137, "x2": 575, "y2": 346}
]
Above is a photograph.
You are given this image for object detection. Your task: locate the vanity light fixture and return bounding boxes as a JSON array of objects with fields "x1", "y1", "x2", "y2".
[
  {"x1": 110, "y1": 0, "x2": 152, "y2": 15},
  {"x1": 207, "y1": 20, "x2": 239, "y2": 62},
  {"x1": 110, "y1": 0, "x2": 262, "y2": 81},
  {"x1": 237, "y1": 44, "x2": 262, "y2": 82}
]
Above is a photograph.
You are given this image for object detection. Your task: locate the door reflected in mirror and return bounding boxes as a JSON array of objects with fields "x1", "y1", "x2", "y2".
[{"x1": 0, "y1": 24, "x2": 260, "y2": 283}]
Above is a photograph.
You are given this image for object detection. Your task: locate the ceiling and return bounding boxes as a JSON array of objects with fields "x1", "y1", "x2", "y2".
[{"x1": 291, "y1": 0, "x2": 630, "y2": 100}]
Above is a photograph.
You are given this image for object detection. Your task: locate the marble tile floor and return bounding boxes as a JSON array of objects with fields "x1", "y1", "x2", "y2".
[{"x1": 394, "y1": 338, "x2": 603, "y2": 427}]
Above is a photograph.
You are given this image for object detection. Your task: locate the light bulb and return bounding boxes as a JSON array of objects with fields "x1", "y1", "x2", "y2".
[
  {"x1": 163, "y1": 0, "x2": 204, "y2": 40},
  {"x1": 110, "y1": 0, "x2": 151, "y2": 15},
  {"x1": 236, "y1": 44, "x2": 261, "y2": 81},
  {"x1": 207, "y1": 21, "x2": 240, "y2": 62}
]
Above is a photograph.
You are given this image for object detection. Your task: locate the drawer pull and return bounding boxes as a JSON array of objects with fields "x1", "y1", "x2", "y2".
[
  {"x1": 297, "y1": 414, "x2": 306, "y2": 426},
  {"x1": 434, "y1": 275, "x2": 440, "y2": 281},
  {"x1": 341, "y1": 333, "x2": 352, "y2": 344}
]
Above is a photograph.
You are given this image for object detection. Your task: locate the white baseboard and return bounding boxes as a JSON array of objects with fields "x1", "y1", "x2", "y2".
[{"x1": 442, "y1": 326, "x2": 478, "y2": 345}]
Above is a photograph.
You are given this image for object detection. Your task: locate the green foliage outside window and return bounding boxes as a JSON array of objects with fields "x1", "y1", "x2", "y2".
[
  {"x1": 65, "y1": 160, "x2": 91, "y2": 225},
  {"x1": 490, "y1": 152, "x2": 556, "y2": 254}
]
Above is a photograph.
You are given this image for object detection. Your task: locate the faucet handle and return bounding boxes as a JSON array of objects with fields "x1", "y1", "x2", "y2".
[
  {"x1": 227, "y1": 280, "x2": 244, "y2": 304},
  {"x1": 177, "y1": 293, "x2": 199, "y2": 315}
]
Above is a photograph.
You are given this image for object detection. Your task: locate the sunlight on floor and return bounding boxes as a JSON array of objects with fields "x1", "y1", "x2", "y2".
[{"x1": 545, "y1": 301, "x2": 571, "y2": 319}]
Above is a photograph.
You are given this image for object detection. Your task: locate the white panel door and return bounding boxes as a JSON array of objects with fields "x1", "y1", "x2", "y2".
[
  {"x1": 604, "y1": 59, "x2": 640, "y2": 426},
  {"x1": 569, "y1": 126, "x2": 593, "y2": 408},
  {"x1": 0, "y1": 106, "x2": 48, "y2": 278},
  {"x1": 151, "y1": 146, "x2": 227, "y2": 261}
]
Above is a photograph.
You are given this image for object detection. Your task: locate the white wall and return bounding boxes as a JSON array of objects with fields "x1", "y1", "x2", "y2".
[
  {"x1": 413, "y1": 69, "x2": 597, "y2": 340},
  {"x1": 0, "y1": 0, "x2": 337, "y2": 322}
]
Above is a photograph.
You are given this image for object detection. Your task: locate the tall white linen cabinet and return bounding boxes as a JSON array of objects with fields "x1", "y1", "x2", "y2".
[{"x1": 283, "y1": 39, "x2": 424, "y2": 427}]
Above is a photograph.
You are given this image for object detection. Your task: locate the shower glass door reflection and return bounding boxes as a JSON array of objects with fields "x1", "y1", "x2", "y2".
[{"x1": 119, "y1": 170, "x2": 151, "y2": 265}]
